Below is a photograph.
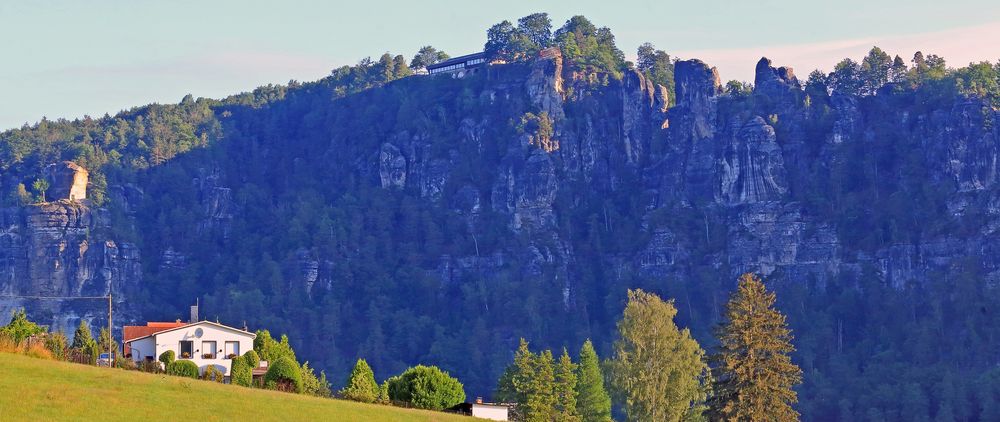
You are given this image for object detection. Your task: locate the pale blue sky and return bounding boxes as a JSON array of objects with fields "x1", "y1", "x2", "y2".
[{"x1": 2, "y1": 0, "x2": 999, "y2": 130}]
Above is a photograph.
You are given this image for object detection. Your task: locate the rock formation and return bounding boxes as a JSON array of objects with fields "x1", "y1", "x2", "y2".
[{"x1": 45, "y1": 161, "x2": 88, "y2": 201}]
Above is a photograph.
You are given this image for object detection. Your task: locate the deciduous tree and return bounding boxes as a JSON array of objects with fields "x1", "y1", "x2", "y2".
[{"x1": 608, "y1": 289, "x2": 709, "y2": 422}]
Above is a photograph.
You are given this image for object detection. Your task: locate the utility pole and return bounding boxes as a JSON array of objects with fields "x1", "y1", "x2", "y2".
[{"x1": 108, "y1": 293, "x2": 113, "y2": 367}]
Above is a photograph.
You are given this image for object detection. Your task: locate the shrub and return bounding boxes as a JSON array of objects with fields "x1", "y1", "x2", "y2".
[
  {"x1": 0, "y1": 332, "x2": 18, "y2": 354},
  {"x1": 339, "y1": 359, "x2": 379, "y2": 403},
  {"x1": 158, "y1": 350, "x2": 175, "y2": 367},
  {"x1": 264, "y1": 356, "x2": 302, "y2": 393},
  {"x1": 166, "y1": 360, "x2": 199, "y2": 378},
  {"x1": 386, "y1": 365, "x2": 465, "y2": 410},
  {"x1": 243, "y1": 349, "x2": 260, "y2": 369},
  {"x1": 117, "y1": 357, "x2": 137, "y2": 370},
  {"x1": 45, "y1": 332, "x2": 68, "y2": 360},
  {"x1": 230, "y1": 355, "x2": 253, "y2": 387},
  {"x1": 24, "y1": 342, "x2": 54, "y2": 360},
  {"x1": 139, "y1": 360, "x2": 162, "y2": 373},
  {"x1": 202, "y1": 365, "x2": 225, "y2": 383},
  {"x1": 1, "y1": 309, "x2": 45, "y2": 343}
]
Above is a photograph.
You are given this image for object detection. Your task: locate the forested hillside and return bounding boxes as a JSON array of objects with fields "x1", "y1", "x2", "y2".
[{"x1": 3, "y1": 13, "x2": 1000, "y2": 421}]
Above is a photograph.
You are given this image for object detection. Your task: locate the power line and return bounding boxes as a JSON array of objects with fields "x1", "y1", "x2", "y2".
[{"x1": 0, "y1": 295, "x2": 110, "y2": 300}]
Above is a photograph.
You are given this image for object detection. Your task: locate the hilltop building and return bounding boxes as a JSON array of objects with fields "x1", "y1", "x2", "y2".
[{"x1": 426, "y1": 52, "x2": 487, "y2": 77}]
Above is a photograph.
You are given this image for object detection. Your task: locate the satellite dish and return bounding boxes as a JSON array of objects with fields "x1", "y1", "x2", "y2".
[{"x1": 195, "y1": 328, "x2": 204, "y2": 338}]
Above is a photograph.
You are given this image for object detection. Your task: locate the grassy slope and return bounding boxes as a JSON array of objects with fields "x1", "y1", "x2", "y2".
[{"x1": 0, "y1": 353, "x2": 474, "y2": 422}]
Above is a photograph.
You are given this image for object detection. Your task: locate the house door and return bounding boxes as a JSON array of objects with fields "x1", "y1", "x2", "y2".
[{"x1": 225, "y1": 341, "x2": 240, "y2": 358}]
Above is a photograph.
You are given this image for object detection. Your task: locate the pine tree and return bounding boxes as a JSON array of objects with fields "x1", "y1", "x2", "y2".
[
  {"x1": 498, "y1": 339, "x2": 559, "y2": 422},
  {"x1": 608, "y1": 289, "x2": 710, "y2": 422},
  {"x1": 575, "y1": 340, "x2": 612, "y2": 422},
  {"x1": 340, "y1": 358, "x2": 380, "y2": 403},
  {"x1": 71, "y1": 320, "x2": 94, "y2": 349},
  {"x1": 709, "y1": 273, "x2": 803, "y2": 422},
  {"x1": 71, "y1": 320, "x2": 99, "y2": 364},
  {"x1": 554, "y1": 348, "x2": 580, "y2": 422},
  {"x1": 98, "y1": 327, "x2": 117, "y2": 357}
]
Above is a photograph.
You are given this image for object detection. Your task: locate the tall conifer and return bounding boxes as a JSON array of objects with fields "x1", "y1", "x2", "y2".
[
  {"x1": 554, "y1": 348, "x2": 580, "y2": 422},
  {"x1": 709, "y1": 273, "x2": 802, "y2": 422},
  {"x1": 575, "y1": 340, "x2": 612, "y2": 422}
]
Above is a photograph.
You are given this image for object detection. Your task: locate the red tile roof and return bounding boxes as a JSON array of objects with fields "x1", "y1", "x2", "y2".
[{"x1": 123, "y1": 322, "x2": 187, "y2": 356}]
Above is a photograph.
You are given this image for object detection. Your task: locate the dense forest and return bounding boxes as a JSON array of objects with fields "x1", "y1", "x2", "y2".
[{"x1": 3, "y1": 13, "x2": 1000, "y2": 421}]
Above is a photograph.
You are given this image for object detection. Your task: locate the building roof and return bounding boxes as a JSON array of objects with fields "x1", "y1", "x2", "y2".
[
  {"x1": 124, "y1": 320, "x2": 256, "y2": 344},
  {"x1": 426, "y1": 52, "x2": 486, "y2": 71},
  {"x1": 123, "y1": 321, "x2": 188, "y2": 343}
]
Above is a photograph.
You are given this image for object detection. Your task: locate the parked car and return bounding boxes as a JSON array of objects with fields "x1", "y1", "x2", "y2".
[{"x1": 97, "y1": 353, "x2": 115, "y2": 367}]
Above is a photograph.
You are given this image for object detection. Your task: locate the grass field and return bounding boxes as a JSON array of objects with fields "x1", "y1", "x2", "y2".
[{"x1": 0, "y1": 352, "x2": 476, "y2": 422}]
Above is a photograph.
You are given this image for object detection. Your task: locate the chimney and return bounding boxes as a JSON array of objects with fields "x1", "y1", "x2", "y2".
[
  {"x1": 190, "y1": 299, "x2": 199, "y2": 323},
  {"x1": 476, "y1": 397, "x2": 483, "y2": 404}
]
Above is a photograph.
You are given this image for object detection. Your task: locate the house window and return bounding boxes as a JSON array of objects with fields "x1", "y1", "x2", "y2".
[
  {"x1": 179, "y1": 341, "x2": 193, "y2": 359},
  {"x1": 224, "y1": 341, "x2": 240, "y2": 359},
  {"x1": 202, "y1": 341, "x2": 217, "y2": 359}
]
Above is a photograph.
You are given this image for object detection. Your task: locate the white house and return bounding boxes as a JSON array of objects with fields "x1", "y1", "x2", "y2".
[{"x1": 124, "y1": 320, "x2": 255, "y2": 377}]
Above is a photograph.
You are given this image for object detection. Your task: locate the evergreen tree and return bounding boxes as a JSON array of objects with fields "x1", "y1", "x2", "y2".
[
  {"x1": 575, "y1": 340, "x2": 611, "y2": 422},
  {"x1": 71, "y1": 320, "x2": 94, "y2": 349},
  {"x1": 340, "y1": 358, "x2": 380, "y2": 403},
  {"x1": 554, "y1": 348, "x2": 580, "y2": 422},
  {"x1": 708, "y1": 273, "x2": 802, "y2": 422},
  {"x1": 71, "y1": 320, "x2": 99, "y2": 364},
  {"x1": 608, "y1": 289, "x2": 709, "y2": 422},
  {"x1": 98, "y1": 327, "x2": 117, "y2": 357},
  {"x1": 497, "y1": 339, "x2": 559, "y2": 421}
]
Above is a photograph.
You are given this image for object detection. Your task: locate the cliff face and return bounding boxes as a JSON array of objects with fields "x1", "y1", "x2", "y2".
[
  {"x1": 0, "y1": 202, "x2": 140, "y2": 333},
  {"x1": 4, "y1": 52, "x2": 1000, "y2": 414}
]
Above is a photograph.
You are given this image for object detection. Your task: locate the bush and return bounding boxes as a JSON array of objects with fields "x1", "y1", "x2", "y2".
[
  {"x1": 0, "y1": 333, "x2": 18, "y2": 354},
  {"x1": 117, "y1": 357, "x2": 137, "y2": 370},
  {"x1": 243, "y1": 349, "x2": 260, "y2": 369},
  {"x1": 23, "y1": 342, "x2": 54, "y2": 360},
  {"x1": 45, "y1": 332, "x2": 68, "y2": 360},
  {"x1": 339, "y1": 359, "x2": 379, "y2": 403},
  {"x1": 386, "y1": 365, "x2": 465, "y2": 410},
  {"x1": 1, "y1": 309, "x2": 45, "y2": 344},
  {"x1": 230, "y1": 355, "x2": 253, "y2": 387},
  {"x1": 264, "y1": 357, "x2": 302, "y2": 393},
  {"x1": 139, "y1": 360, "x2": 162, "y2": 373},
  {"x1": 159, "y1": 350, "x2": 175, "y2": 367},
  {"x1": 166, "y1": 360, "x2": 199, "y2": 378},
  {"x1": 202, "y1": 365, "x2": 225, "y2": 382}
]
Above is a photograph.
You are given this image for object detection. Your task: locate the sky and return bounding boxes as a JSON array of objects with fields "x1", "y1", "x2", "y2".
[{"x1": 2, "y1": 0, "x2": 999, "y2": 130}]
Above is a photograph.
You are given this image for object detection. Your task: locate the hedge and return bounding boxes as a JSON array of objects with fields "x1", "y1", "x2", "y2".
[
  {"x1": 264, "y1": 356, "x2": 302, "y2": 393},
  {"x1": 158, "y1": 350, "x2": 175, "y2": 367},
  {"x1": 166, "y1": 360, "x2": 199, "y2": 379},
  {"x1": 243, "y1": 349, "x2": 260, "y2": 369},
  {"x1": 230, "y1": 355, "x2": 253, "y2": 387}
]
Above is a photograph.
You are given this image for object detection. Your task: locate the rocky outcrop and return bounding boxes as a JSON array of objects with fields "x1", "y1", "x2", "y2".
[
  {"x1": 944, "y1": 99, "x2": 1000, "y2": 191},
  {"x1": 718, "y1": 116, "x2": 788, "y2": 205},
  {"x1": 0, "y1": 202, "x2": 139, "y2": 334},
  {"x1": 379, "y1": 142, "x2": 407, "y2": 189},
  {"x1": 45, "y1": 161, "x2": 88, "y2": 202},
  {"x1": 753, "y1": 57, "x2": 800, "y2": 100},
  {"x1": 673, "y1": 59, "x2": 721, "y2": 140},
  {"x1": 526, "y1": 48, "x2": 564, "y2": 120}
]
